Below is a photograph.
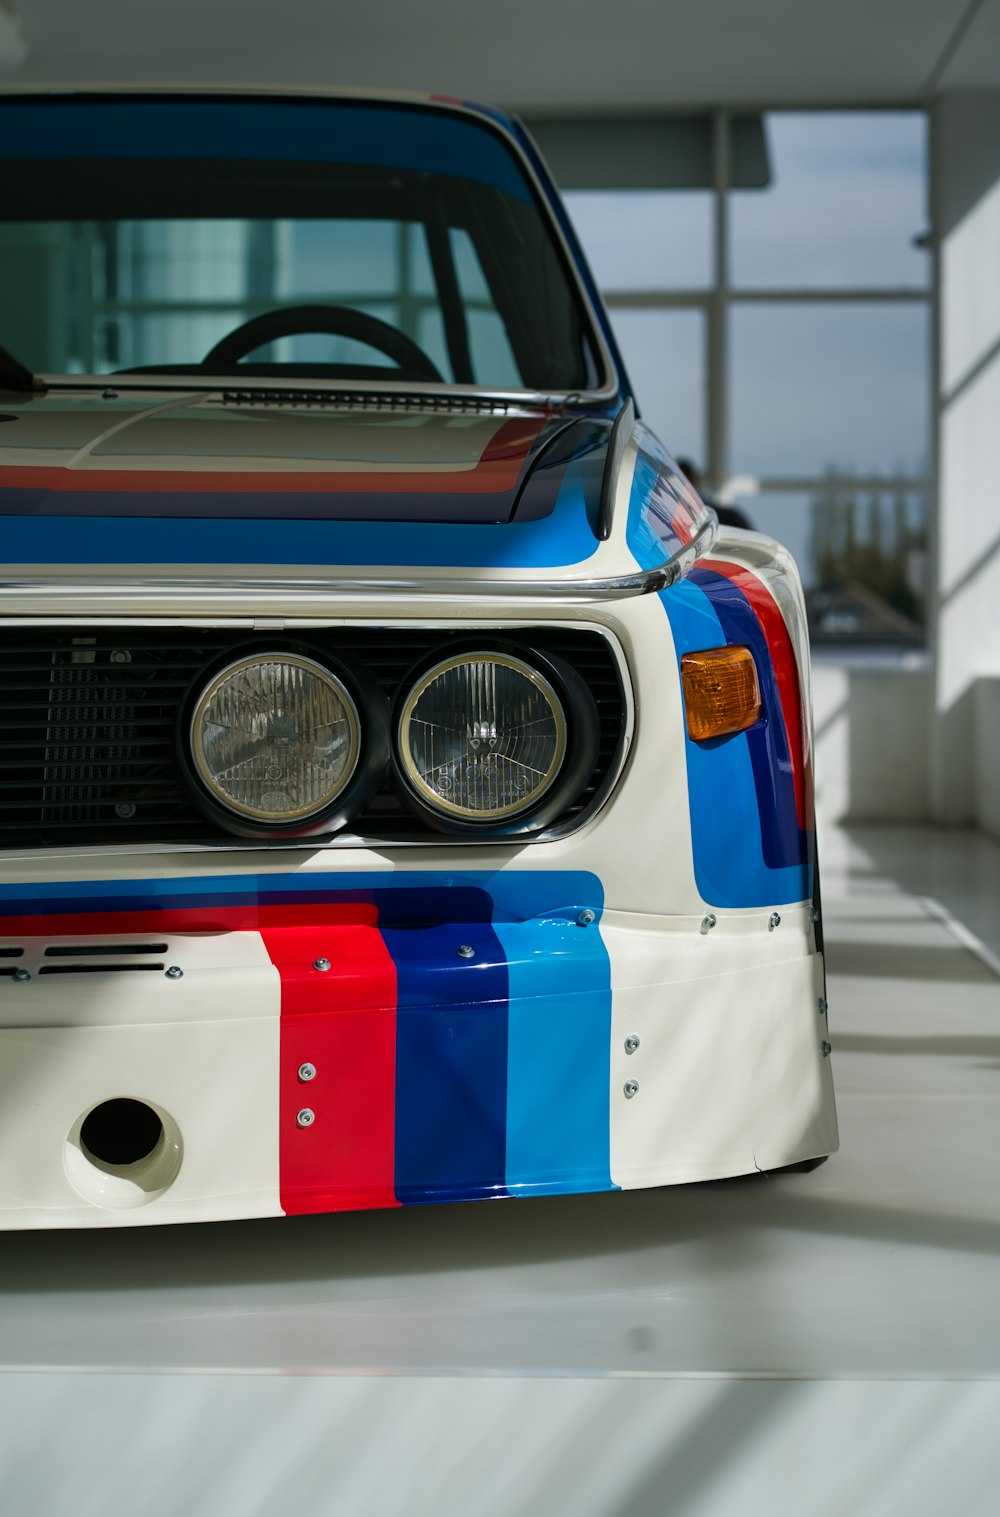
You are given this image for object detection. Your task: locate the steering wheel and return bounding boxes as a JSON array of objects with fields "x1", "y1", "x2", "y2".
[{"x1": 201, "y1": 304, "x2": 444, "y2": 381}]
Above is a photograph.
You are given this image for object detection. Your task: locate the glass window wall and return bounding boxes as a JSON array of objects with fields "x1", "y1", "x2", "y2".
[{"x1": 566, "y1": 110, "x2": 931, "y2": 651}]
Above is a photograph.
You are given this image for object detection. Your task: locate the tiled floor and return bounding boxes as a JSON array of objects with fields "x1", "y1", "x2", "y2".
[
  {"x1": 822, "y1": 820, "x2": 1000, "y2": 961},
  {"x1": 1, "y1": 826, "x2": 998, "y2": 1514}
]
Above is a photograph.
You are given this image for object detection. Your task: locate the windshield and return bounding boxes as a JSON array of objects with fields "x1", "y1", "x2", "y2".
[{"x1": 0, "y1": 95, "x2": 604, "y2": 392}]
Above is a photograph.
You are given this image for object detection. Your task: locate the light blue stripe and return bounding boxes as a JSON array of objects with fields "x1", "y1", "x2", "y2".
[
  {"x1": 660, "y1": 578, "x2": 811, "y2": 908},
  {"x1": 497, "y1": 906, "x2": 615, "y2": 1197}
]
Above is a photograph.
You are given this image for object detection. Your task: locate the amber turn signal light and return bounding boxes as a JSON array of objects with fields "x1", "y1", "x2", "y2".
[{"x1": 681, "y1": 646, "x2": 761, "y2": 741}]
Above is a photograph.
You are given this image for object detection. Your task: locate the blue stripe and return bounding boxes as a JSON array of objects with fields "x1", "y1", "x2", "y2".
[
  {"x1": 0, "y1": 99, "x2": 532, "y2": 202},
  {"x1": 0, "y1": 868, "x2": 603, "y2": 918},
  {"x1": 496, "y1": 906, "x2": 615, "y2": 1197},
  {"x1": 659, "y1": 579, "x2": 812, "y2": 908},
  {"x1": 690, "y1": 568, "x2": 810, "y2": 875},
  {"x1": 628, "y1": 425, "x2": 813, "y2": 906},
  {"x1": 2, "y1": 444, "x2": 603, "y2": 569},
  {"x1": 387, "y1": 919, "x2": 509, "y2": 1205}
]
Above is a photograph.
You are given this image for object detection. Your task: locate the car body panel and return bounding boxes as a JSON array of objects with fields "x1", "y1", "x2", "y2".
[
  {"x1": 0, "y1": 395, "x2": 581, "y2": 526},
  {"x1": 0, "y1": 85, "x2": 837, "y2": 1227},
  {"x1": 0, "y1": 856, "x2": 833, "y2": 1229},
  {"x1": 0, "y1": 402, "x2": 704, "y2": 592}
]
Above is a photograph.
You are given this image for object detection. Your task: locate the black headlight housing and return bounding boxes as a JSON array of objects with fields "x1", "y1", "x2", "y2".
[
  {"x1": 392, "y1": 642, "x2": 600, "y2": 836},
  {"x1": 178, "y1": 642, "x2": 389, "y2": 839}
]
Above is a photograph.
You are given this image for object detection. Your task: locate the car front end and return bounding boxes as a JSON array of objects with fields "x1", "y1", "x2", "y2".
[{"x1": 0, "y1": 87, "x2": 836, "y2": 1227}]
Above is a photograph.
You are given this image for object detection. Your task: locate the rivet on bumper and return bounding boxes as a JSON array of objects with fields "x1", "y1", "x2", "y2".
[
  {"x1": 818, "y1": 997, "x2": 828, "y2": 1015},
  {"x1": 164, "y1": 965, "x2": 183, "y2": 980},
  {"x1": 298, "y1": 1062, "x2": 317, "y2": 1083},
  {"x1": 821, "y1": 1041, "x2": 832, "y2": 1058},
  {"x1": 701, "y1": 913, "x2": 717, "y2": 933},
  {"x1": 577, "y1": 909, "x2": 596, "y2": 927},
  {"x1": 313, "y1": 957, "x2": 331, "y2": 972},
  {"x1": 624, "y1": 1034, "x2": 640, "y2": 1055},
  {"x1": 457, "y1": 944, "x2": 475, "y2": 959},
  {"x1": 768, "y1": 912, "x2": 781, "y2": 931},
  {"x1": 623, "y1": 1080, "x2": 639, "y2": 1099},
  {"x1": 12, "y1": 968, "x2": 30, "y2": 983},
  {"x1": 296, "y1": 1108, "x2": 316, "y2": 1128}
]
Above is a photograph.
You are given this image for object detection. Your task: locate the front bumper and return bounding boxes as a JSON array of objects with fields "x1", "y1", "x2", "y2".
[{"x1": 0, "y1": 863, "x2": 837, "y2": 1229}]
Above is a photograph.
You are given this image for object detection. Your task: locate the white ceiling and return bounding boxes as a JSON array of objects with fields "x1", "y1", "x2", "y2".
[{"x1": 4, "y1": 0, "x2": 999, "y2": 111}]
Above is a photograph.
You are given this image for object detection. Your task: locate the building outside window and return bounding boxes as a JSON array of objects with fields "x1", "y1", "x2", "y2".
[{"x1": 560, "y1": 110, "x2": 931, "y2": 653}]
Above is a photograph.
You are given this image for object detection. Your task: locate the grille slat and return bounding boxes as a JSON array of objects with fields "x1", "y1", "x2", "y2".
[
  {"x1": 0, "y1": 628, "x2": 625, "y2": 850},
  {"x1": 5, "y1": 704, "x2": 190, "y2": 718}
]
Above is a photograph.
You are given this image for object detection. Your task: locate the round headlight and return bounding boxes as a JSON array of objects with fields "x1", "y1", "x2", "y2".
[
  {"x1": 398, "y1": 652, "x2": 567, "y2": 821},
  {"x1": 191, "y1": 653, "x2": 361, "y2": 823}
]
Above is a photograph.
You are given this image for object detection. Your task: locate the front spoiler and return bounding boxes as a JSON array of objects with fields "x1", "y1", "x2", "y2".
[{"x1": 0, "y1": 908, "x2": 837, "y2": 1229}]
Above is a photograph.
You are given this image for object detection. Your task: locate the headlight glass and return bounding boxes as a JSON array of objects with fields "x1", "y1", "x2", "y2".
[
  {"x1": 191, "y1": 653, "x2": 361, "y2": 823},
  {"x1": 398, "y1": 652, "x2": 567, "y2": 821}
]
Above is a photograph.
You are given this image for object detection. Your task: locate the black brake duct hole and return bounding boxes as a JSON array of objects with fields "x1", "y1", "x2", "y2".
[{"x1": 81, "y1": 1098, "x2": 164, "y2": 1167}]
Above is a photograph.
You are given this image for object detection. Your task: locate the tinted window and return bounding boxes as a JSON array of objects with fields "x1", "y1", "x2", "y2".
[{"x1": 0, "y1": 97, "x2": 601, "y2": 391}]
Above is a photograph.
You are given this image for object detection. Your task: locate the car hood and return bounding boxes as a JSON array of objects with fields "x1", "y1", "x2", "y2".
[
  {"x1": 0, "y1": 390, "x2": 614, "y2": 570},
  {"x1": 0, "y1": 389, "x2": 712, "y2": 605},
  {"x1": 1, "y1": 391, "x2": 577, "y2": 520}
]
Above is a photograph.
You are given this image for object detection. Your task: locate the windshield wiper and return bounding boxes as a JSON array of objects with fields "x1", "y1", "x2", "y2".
[{"x1": 0, "y1": 343, "x2": 45, "y2": 393}]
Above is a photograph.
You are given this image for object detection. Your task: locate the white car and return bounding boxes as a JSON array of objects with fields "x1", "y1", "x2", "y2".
[{"x1": 0, "y1": 86, "x2": 837, "y2": 1226}]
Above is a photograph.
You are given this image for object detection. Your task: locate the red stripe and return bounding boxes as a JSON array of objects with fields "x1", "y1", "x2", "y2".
[
  {"x1": 1, "y1": 898, "x2": 403, "y2": 1219},
  {"x1": 0, "y1": 418, "x2": 544, "y2": 496},
  {"x1": 706, "y1": 558, "x2": 811, "y2": 831},
  {"x1": 260, "y1": 910, "x2": 400, "y2": 1216},
  {"x1": 0, "y1": 898, "x2": 403, "y2": 1215}
]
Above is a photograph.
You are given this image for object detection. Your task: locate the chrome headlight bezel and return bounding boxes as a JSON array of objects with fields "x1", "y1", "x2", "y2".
[
  {"x1": 184, "y1": 648, "x2": 384, "y2": 837},
  {"x1": 393, "y1": 644, "x2": 599, "y2": 835}
]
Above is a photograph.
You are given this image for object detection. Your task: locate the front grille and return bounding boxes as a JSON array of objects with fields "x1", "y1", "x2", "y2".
[{"x1": 0, "y1": 626, "x2": 626, "y2": 850}]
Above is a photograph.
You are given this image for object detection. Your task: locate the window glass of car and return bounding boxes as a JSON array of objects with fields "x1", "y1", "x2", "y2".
[{"x1": 0, "y1": 95, "x2": 606, "y2": 393}]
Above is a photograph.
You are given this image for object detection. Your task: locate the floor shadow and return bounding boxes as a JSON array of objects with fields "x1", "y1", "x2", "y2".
[
  {"x1": 616, "y1": 1380, "x2": 800, "y2": 1517},
  {"x1": 827, "y1": 938, "x2": 997, "y2": 983},
  {"x1": 835, "y1": 1033, "x2": 1000, "y2": 1063},
  {"x1": 762, "y1": 1190, "x2": 1000, "y2": 1258},
  {"x1": 0, "y1": 1182, "x2": 762, "y2": 1297},
  {"x1": 0, "y1": 1160, "x2": 998, "y2": 1312},
  {"x1": 834, "y1": 825, "x2": 1000, "y2": 961}
]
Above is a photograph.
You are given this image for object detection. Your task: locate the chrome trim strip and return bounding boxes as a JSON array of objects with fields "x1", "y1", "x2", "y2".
[
  {"x1": 0, "y1": 519, "x2": 718, "y2": 610},
  {"x1": 35, "y1": 376, "x2": 604, "y2": 407}
]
